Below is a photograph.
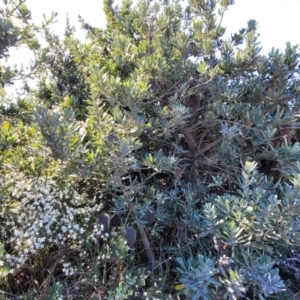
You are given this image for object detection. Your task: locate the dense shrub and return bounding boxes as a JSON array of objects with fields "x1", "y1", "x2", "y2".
[{"x1": 0, "y1": 0, "x2": 300, "y2": 298}]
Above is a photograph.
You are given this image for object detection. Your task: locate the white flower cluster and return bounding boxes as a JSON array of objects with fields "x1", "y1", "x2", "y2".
[
  {"x1": 0, "y1": 172, "x2": 102, "y2": 272},
  {"x1": 62, "y1": 262, "x2": 75, "y2": 276}
]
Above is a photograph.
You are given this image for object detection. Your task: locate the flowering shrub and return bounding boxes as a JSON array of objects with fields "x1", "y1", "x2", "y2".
[{"x1": 0, "y1": 172, "x2": 102, "y2": 272}]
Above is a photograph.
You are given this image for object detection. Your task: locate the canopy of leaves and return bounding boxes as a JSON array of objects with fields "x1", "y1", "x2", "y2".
[{"x1": 0, "y1": 0, "x2": 300, "y2": 299}]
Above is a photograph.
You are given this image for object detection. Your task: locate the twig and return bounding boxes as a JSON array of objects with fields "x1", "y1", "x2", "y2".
[
  {"x1": 179, "y1": 123, "x2": 198, "y2": 157},
  {"x1": 197, "y1": 136, "x2": 223, "y2": 156},
  {"x1": 129, "y1": 203, "x2": 156, "y2": 271},
  {"x1": 137, "y1": 224, "x2": 156, "y2": 271},
  {"x1": 198, "y1": 128, "x2": 208, "y2": 149}
]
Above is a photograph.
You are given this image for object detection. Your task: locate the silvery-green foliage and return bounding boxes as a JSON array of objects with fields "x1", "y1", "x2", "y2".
[
  {"x1": 218, "y1": 270, "x2": 247, "y2": 300},
  {"x1": 200, "y1": 162, "x2": 300, "y2": 252},
  {"x1": 143, "y1": 148, "x2": 179, "y2": 173},
  {"x1": 174, "y1": 161, "x2": 299, "y2": 298},
  {"x1": 34, "y1": 106, "x2": 89, "y2": 164},
  {"x1": 240, "y1": 257, "x2": 286, "y2": 299},
  {"x1": 176, "y1": 254, "x2": 221, "y2": 300}
]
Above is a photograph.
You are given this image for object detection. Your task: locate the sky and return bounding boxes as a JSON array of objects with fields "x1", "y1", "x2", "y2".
[
  {"x1": 223, "y1": 0, "x2": 300, "y2": 53},
  {"x1": 24, "y1": 0, "x2": 300, "y2": 52},
  {"x1": 3, "y1": 0, "x2": 300, "y2": 95}
]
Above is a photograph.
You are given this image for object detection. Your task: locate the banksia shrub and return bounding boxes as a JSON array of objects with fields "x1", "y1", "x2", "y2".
[
  {"x1": 142, "y1": 208, "x2": 156, "y2": 224},
  {"x1": 98, "y1": 212, "x2": 111, "y2": 234},
  {"x1": 0, "y1": 0, "x2": 300, "y2": 298}
]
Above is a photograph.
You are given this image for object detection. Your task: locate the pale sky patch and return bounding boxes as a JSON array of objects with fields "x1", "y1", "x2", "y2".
[{"x1": 223, "y1": 0, "x2": 300, "y2": 54}]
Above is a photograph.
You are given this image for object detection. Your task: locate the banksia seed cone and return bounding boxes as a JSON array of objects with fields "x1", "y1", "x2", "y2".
[
  {"x1": 98, "y1": 212, "x2": 111, "y2": 234},
  {"x1": 110, "y1": 213, "x2": 122, "y2": 228},
  {"x1": 180, "y1": 228, "x2": 188, "y2": 243},
  {"x1": 143, "y1": 208, "x2": 156, "y2": 224},
  {"x1": 124, "y1": 226, "x2": 137, "y2": 247}
]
